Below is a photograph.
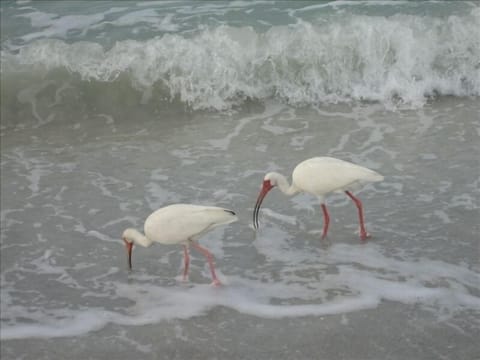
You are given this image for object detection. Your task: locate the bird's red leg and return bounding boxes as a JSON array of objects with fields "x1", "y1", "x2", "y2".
[
  {"x1": 190, "y1": 242, "x2": 221, "y2": 286},
  {"x1": 345, "y1": 191, "x2": 370, "y2": 240},
  {"x1": 321, "y1": 203, "x2": 330, "y2": 239},
  {"x1": 182, "y1": 245, "x2": 190, "y2": 281}
]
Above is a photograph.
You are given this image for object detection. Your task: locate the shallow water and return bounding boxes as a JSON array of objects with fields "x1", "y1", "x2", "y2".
[
  {"x1": 1, "y1": 1, "x2": 480, "y2": 359},
  {"x1": 1, "y1": 96, "x2": 479, "y2": 359}
]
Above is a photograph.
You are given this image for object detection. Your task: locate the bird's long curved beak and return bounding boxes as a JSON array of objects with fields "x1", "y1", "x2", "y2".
[
  {"x1": 123, "y1": 238, "x2": 133, "y2": 270},
  {"x1": 253, "y1": 180, "x2": 273, "y2": 230}
]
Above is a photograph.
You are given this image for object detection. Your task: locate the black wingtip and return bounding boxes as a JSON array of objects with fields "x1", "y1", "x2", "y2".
[{"x1": 224, "y1": 209, "x2": 236, "y2": 216}]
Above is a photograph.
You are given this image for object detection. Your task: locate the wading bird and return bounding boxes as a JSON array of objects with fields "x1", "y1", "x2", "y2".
[
  {"x1": 253, "y1": 157, "x2": 383, "y2": 240},
  {"x1": 122, "y1": 204, "x2": 238, "y2": 286}
]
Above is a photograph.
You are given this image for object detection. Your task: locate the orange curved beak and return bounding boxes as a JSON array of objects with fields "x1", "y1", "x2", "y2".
[
  {"x1": 253, "y1": 180, "x2": 274, "y2": 230},
  {"x1": 123, "y1": 238, "x2": 133, "y2": 270}
]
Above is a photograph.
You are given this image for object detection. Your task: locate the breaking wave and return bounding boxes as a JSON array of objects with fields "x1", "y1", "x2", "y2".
[{"x1": 2, "y1": 8, "x2": 479, "y2": 110}]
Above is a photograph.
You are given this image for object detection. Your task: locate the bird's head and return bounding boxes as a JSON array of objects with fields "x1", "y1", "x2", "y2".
[
  {"x1": 253, "y1": 173, "x2": 277, "y2": 230},
  {"x1": 122, "y1": 228, "x2": 136, "y2": 270},
  {"x1": 264, "y1": 172, "x2": 279, "y2": 187}
]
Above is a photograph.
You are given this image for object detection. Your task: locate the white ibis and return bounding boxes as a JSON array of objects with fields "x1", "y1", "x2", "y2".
[
  {"x1": 253, "y1": 157, "x2": 384, "y2": 240},
  {"x1": 122, "y1": 204, "x2": 238, "y2": 286}
]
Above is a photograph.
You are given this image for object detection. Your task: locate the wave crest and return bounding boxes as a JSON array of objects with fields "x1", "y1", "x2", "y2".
[{"x1": 3, "y1": 9, "x2": 480, "y2": 110}]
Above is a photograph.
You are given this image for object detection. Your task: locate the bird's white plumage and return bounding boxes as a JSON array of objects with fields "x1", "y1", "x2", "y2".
[
  {"x1": 292, "y1": 157, "x2": 383, "y2": 196},
  {"x1": 254, "y1": 156, "x2": 384, "y2": 239},
  {"x1": 144, "y1": 204, "x2": 237, "y2": 245},
  {"x1": 123, "y1": 203, "x2": 237, "y2": 285}
]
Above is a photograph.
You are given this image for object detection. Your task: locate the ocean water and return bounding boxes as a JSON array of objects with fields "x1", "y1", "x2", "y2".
[{"x1": 1, "y1": 1, "x2": 479, "y2": 359}]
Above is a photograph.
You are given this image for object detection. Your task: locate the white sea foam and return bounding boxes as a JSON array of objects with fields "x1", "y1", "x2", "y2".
[
  {"x1": 106, "y1": 9, "x2": 178, "y2": 32},
  {"x1": 15, "y1": 11, "x2": 106, "y2": 43},
  {"x1": 1, "y1": 242, "x2": 479, "y2": 340},
  {"x1": 145, "y1": 182, "x2": 180, "y2": 210},
  {"x1": 3, "y1": 7, "x2": 479, "y2": 110},
  {"x1": 207, "y1": 101, "x2": 285, "y2": 150},
  {"x1": 88, "y1": 171, "x2": 133, "y2": 199}
]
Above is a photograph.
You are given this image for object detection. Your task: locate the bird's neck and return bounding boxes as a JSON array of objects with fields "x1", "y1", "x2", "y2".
[
  {"x1": 272, "y1": 173, "x2": 299, "y2": 196},
  {"x1": 128, "y1": 229, "x2": 153, "y2": 248}
]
